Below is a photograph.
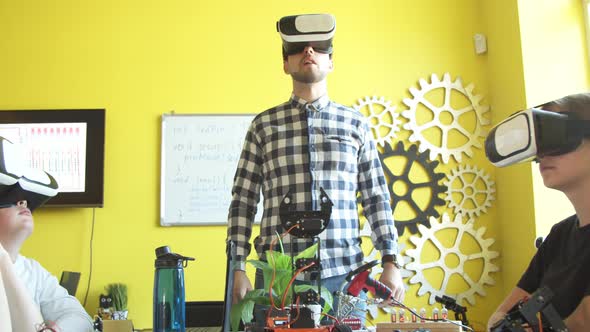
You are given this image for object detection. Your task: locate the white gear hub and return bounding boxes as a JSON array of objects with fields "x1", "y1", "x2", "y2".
[
  {"x1": 444, "y1": 165, "x2": 496, "y2": 218},
  {"x1": 359, "y1": 222, "x2": 411, "y2": 319},
  {"x1": 405, "y1": 213, "x2": 499, "y2": 306},
  {"x1": 354, "y1": 96, "x2": 401, "y2": 147},
  {"x1": 401, "y1": 73, "x2": 491, "y2": 163}
]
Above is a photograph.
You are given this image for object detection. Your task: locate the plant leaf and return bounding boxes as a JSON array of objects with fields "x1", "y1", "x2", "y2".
[
  {"x1": 276, "y1": 231, "x2": 285, "y2": 254},
  {"x1": 105, "y1": 283, "x2": 128, "y2": 311},
  {"x1": 230, "y1": 299, "x2": 248, "y2": 331},
  {"x1": 262, "y1": 268, "x2": 292, "y2": 300},
  {"x1": 230, "y1": 289, "x2": 268, "y2": 332},
  {"x1": 234, "y1": 243, "x2": 329, "y2": 329},
  {"x1": 247, "y1": 259, "x2": 270, "y2": 271},
  {"x1": 294, "y1": 243, "x2": 318, "y2": 260},
  {"x1": 266, "y1": 250, "x2": 292, "y2": 270}
]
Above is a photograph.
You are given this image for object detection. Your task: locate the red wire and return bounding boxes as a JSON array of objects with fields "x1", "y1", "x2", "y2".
[
  {"x1": 321, "y1": 312, "x2": 340, "y2": 325},
  {"x1": 281, "y1": 261, "x2": 316, "y2": 308},
  {"x1": 266, "y1": 224, "x2": 301, "y2": 318},
  {"x1": 288, "y1": 296, "x2": 302, "y2": 326}
]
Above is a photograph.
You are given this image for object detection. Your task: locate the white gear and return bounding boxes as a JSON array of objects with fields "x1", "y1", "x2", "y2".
[
  {"x1": 401, "y1": 73, "x2": 491, "y2": 163},
  {"x1": 405, "y1": 213, "x2": 499, "y2": 306},
  {"x1": 359, "y1": 222, "x2": 411, "y2": 319},
  {"x1": 444, "y1": 165, "x2": 496, "y2": 218},
  {"x1": 354, "y1": 96, "x2": 401, "y2": 147}
]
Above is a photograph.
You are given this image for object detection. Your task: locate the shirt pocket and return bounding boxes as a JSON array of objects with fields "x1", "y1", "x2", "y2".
[{"x1": 312, "y1": 128, "x2": 360, "y2": 173}]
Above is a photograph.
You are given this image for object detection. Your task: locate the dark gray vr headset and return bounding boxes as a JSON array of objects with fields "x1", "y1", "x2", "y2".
[
  {"x1": 0, "y1": 136, "x2": 58, "y2": 211},
  {"x1": 485, "y1": 108, "x2": 590, "y2": 167},
  {"x1": 277, "y1": 14, "x2": 336, "y2": 57}
]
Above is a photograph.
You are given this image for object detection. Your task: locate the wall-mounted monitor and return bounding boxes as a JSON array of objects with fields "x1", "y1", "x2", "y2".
[{"x1": 0, "y1": 109, "x2": 105, "y2": 208}]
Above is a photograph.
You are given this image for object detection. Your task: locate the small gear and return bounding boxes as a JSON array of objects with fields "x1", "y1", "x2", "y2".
[
  {"x1": 401, "y1": 73, "x2": 491, "y2": 163},
  {"x1": 354, "y1": 96, "x2": 402, "y2": 147},
  {"x1": 359, "y1": 222, "x2": 412, "y2": 319},
  {"x1": 444, "y1": 165, "x2": 496, "y2": 218},
  {"x1": 379, "y1": 141, "x2": 447, "y2": 235},
  {"x1": 406, "y1": 213, "x2": 499, "y2": 306}
]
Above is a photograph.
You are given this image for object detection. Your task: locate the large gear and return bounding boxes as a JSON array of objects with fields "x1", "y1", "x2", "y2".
[
  {"x1": 359, "y1": 222, "x2": 412, "y2": 319},
  {"x1": 379, "y1": 141, "x2": 447, "y2": 235},
  {"x1": 354, "y1": 96, "x2": 402, "y2": 147},
  {"x1": 444, "y1": 165, "x2": 496, "y2": 218},
  {"x1": 401, "y1": 73, "x2": 491, "y2": 164},
  {"x1": 406, "y1": 213, "x2": 499, "y2": 306}
]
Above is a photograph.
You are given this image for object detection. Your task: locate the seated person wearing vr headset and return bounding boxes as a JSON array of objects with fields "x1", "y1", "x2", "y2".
[
  {"x1": 485, "y1": 92, "x2": 590, "y2": 331},
  {"x1": 0, "y1": 137, "x2": 93, "y2": 331},
  {"x1": 228, "y1": 13, "x2": 404, "y2": 314}
]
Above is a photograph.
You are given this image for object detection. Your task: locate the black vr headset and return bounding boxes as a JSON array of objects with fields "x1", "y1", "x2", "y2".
[
  {"x1": 485, "y1": 108, "x2": 590, "y2": 167},
  {"x1": 0, "y1": 136, "x2": 59, "y2": 211},
  {"x1": 277, "y1": 14, "x2": 336, "y2": 57}
]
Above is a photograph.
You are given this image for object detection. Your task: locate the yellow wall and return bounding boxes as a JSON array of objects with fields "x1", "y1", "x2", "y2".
[
  {"x1": 519, "y1": 0, "x2": 590, "y2": 108},
  {"x1": 0, "y1": 0, "x2": 586, "y2": 329},
  {"x1": 480, "y1": 0, "x2": 534, "y2": 302},
  {"x1": 517, "y1": 0, "x2": 590, "y2": 237},
  {"x1": 479, "y1": 0, "x2": 590, "y2": 310}
]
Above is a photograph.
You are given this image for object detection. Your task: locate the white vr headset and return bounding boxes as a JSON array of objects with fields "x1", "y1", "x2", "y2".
[
  {"x1": 0, "y1": 137, "x2": 58, "y2": 211},
  {"x1": 485, "y1": 108, "x2": 590, "y2": 167},
  {"x1": 277, "y1": 14, "x2": 336, "y2": 57}
]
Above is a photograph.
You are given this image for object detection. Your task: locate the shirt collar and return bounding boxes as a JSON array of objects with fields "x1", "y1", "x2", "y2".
[{"x1": 289, "y1": 94, "x2": 331, "y2": 112}]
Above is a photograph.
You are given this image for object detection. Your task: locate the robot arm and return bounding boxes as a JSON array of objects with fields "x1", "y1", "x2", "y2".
[{"x1": 490, "y1": 287, "x2": 568, "y2": 332}]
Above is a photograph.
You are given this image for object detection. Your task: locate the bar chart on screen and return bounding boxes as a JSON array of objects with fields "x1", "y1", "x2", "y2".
[{"x1": 0, "y1": 123, "x2": 87, "y2": 193}]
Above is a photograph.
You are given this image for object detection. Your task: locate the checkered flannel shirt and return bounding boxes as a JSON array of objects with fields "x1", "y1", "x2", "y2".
[{"x1": 227, "y1": 94, "x2": 398, "y2": 278}]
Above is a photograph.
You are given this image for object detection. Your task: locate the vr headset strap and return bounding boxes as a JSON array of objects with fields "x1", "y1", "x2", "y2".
[{"x1": 567, "y1": 120, "x2": 590, "y2": 138}]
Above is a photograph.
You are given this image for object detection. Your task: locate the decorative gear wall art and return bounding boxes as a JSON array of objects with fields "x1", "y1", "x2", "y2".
[
  {"x1": 359, "y1": 222, "x2": 412, "y2": 319},
  {"x1": 444, "y1": 165, "x2": 496, "y2": 218},
  {"x1": 405, "y1": 213, "x2": 499, "y2": 306},
  {"x1": 379, "y1": 141, "x2": 446, "y2": 235},
  {"x1": 354, "y1": 96, "x2": 402, "y2": 147},
  {"x1": 401, "y1": 73, "x2": 491, "y2": 164}
]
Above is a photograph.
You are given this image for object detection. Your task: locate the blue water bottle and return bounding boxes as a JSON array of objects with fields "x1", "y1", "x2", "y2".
[{"x1": 153, "y1": 246, "x2": 195, "y2": 332}]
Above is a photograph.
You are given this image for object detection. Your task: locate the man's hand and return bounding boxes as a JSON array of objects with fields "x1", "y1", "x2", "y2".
[
  {"x1": 487, "y1": 311, "x2": 505, "y2": 331},
  {"x1": 379, "y1": 262, "x2": 405, "y2": 303},
  {"x1": 232, "y1": 270, "x2": 253, "y2": 304}
]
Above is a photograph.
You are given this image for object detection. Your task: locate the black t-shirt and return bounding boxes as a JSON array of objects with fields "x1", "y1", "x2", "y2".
[{"x1": 517, "y1": 215, "x2": 590, "y2": 318}]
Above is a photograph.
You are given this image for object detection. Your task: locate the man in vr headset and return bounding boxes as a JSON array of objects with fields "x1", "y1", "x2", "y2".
[
  {"x1": 0, "y1": 137, "x2": 93, "y2": 331},
  {"x1": 227, "y1": 13, "x2": 404, "y2": 316},
  {"x1": 485, "y1": 92, "x2": 590, "y2": 331}
]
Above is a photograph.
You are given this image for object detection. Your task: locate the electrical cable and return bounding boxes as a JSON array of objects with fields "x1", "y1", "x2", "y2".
[
  {"x1": 281, "y1": 261, "x2": 315, "y2": 308},
  {"x1": 82, "y1": 208, "x2": 95, "y2": 307},
  {"x1": 320, "y1": 312, "x2": 339, "y2": 324},
  {"x1": 267, "y1": 225, "x2": 301, "y2": 309},
  {"x1": 288, "y1": 296, "x2": 302, "y2": 326},
  {"x1": 266, "y1": 225, "x2": 301, "y2": 321}
]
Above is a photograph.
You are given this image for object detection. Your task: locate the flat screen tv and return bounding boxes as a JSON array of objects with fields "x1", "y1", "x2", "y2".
[{"x1": 0, "y1": 109, "x2": 105, "y2": 208}]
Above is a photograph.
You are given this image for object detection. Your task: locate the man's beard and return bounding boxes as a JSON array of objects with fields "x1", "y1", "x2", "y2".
[{"x1": 291, "y1": 68, "x2": 328, "y2": 84}]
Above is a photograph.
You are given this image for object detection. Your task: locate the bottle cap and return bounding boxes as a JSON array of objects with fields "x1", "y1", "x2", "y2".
[{"x1": 155, "y1": 245, "x2": 195, "y2": 268}]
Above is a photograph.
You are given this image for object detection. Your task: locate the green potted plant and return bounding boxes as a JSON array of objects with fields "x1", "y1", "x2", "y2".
[
  {"x1": 230, "y1": 241, "x2": 333, "y2": 331},
  {"x1": 105, "y1": 283, "x2": 128, "y2": 320}
]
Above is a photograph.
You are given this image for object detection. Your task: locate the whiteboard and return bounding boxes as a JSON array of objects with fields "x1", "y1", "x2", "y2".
[{"x1": 160, "y1": 114, "x2": 262, "y2": 226}]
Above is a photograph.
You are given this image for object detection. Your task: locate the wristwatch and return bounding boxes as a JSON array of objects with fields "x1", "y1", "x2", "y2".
[{"x1": 381, "y1": 254, "x2": 401, "y2": 269}]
